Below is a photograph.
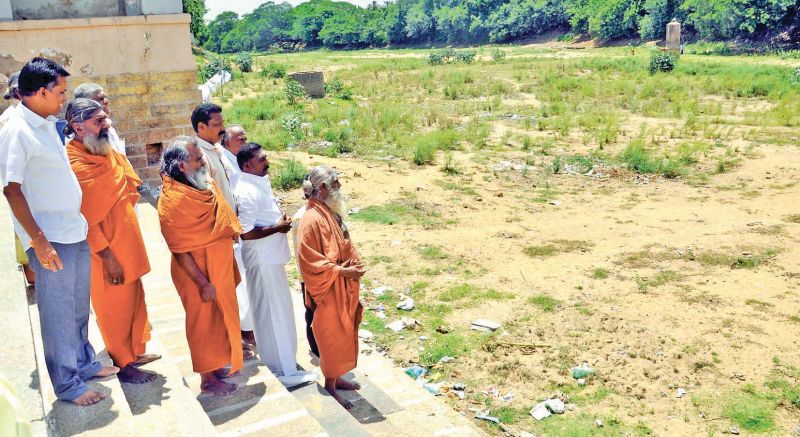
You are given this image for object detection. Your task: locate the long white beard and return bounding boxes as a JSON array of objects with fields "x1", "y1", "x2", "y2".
[
  {"x1": 83, "y1": 132, "x2": 111, "y2": 156},
  {"x1": 186, "y1": 165, "x2": 212, "y2": 191},
  {"x1": 324, "y1": 188, "x2": 347, "y2": 218}
]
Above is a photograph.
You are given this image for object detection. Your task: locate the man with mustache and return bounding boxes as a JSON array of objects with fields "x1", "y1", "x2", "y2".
[
  {"x1": 235, "y1": 143, "x2": 317, "y2": 387},
  {"x1": 297, "y1": 166, "x2": 366, "y2": 408},
  {"x1": 191, "y1": 104, "x2": 255, "y2": 359},
  {"x1": 64, "y1": 98, "x2": 159, "y2": 384},
  {"x1": 158, "y1": 136, "x2": 243, "y2": 396},
  {"x1": 0, "y1": 58, "x2": 116, "y2": 406},
  {"x1": 73, "y1": 82, "x2": 126, "y2": 156}
]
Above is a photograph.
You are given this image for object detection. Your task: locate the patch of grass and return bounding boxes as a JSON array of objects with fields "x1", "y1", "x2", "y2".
[
  {"x1": 269, "y1": 158, "x2": 307, "y2": 190},
  {"x1": 619, "y1": 139, "x2": 686, "y2": 178},
  {"x1": 723, "y1": 389, "x2": 775, "y2": 433},
  {"x1": 528, "y1": 294, "x2": 561, "y2": 312},
  {"x1": 439, "y1": 283, "x2": 513, "y2": 303},
  {"x1": 591, "y1": 268, "x2": 610, "y2": 279},
  {"x1": 784, "y1": 214, "x2": 800, "y2": 224},
  {"x1": 420, "y1": 332, "x2": 469, "y2": 366},
  {"x1": 524, "y1": 240, "x2": 594, "y2": 257},
  {"x1": 533, "y1": 413, "x2": 626, "y2": 436},
  {"x1": 413, "y1": 142, "x2": 435, "y2": 165},
  {"x1": 415, "y1": 245, "x2": 449, "y2": 260},
  {"x1": 745, "y1": 299, "x2": 774, "y2": 310},
  {"x1": 693, "y1": 248, "x2": 781, "y2": 269},
  {"x1": 489, "y1": 406, "x2": 528, "y2": 425},
  {"x1": 350, "y1": 196, "x2": 441, "y2": 227},
  {"x1": 635, "y1": 270, "x2": 682, "y2": 292}
]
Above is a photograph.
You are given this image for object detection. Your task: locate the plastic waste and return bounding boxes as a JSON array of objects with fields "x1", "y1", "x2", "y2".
[
  {"x1": 404, "y1": 365, "x2": 426, "y2": 380},
  {"x1": 571, "y1": 362, "x2": 594, "y2": 379}
]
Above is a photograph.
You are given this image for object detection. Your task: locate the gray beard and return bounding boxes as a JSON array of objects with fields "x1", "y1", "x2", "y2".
[
  {"x1": 83, "y1": 132, "x2": 111, "y2": 156},
  {"x1": 324, "y1": 189, "x2": 347, "y2": 218},
  {"x1": 186, "y1": 165, "x2": 212, "y2": 191}
]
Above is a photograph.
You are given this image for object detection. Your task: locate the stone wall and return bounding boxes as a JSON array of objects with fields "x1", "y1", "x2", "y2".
[{"x1": 71, "y1": 70, "x2": 200, "y2": 188}]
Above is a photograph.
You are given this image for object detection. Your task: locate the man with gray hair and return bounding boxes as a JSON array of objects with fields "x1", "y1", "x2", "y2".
[
  {"x1": 65, "y1": 98, "x2": 159, "y2": 384},
  {"x1": 73, "y1": 82, "x2": 125, "y2": 156},
  {"x1": 297, "y1": 166, "x2": 365, "y2": 408},
  {"x1": 158, "y1": 137, "x2": 244, "y2": 396}
]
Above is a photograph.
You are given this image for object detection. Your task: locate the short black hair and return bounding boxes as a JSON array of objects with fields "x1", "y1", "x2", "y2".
[
  {"x1": 237, "y1": 142, "x2": 264, "y2": 170},
  {"x1": 191, "y1": 103, "x2": 222, "y2": 132},
  {"x1": 18, "y1": 57, "x2": 70, "y2": 97}
]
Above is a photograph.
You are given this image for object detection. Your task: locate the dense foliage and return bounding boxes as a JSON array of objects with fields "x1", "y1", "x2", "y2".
[{"x1": 203, "y1": 0, "x2": 800, "y2": 52}]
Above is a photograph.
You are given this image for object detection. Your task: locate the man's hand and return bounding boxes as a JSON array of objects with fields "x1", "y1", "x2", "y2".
[
  {"x1": 200, "y1": 281, "x2": 217, "y2": 302},
  {"x1": 341, "y1": 262, "x2": 366, "y2": 280},
  {"x1": 100, "y1": 248, "x2": 124, "y2": 285},
  {"x1": 30, "y1": 234, "x2": 63, "y2": 272},
  {"x1": 275, "y1": 214, "x2": 292, "y2": 234}
]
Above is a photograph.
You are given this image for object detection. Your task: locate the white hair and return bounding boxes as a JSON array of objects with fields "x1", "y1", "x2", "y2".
[
  {"x1": 302, "y1": 166, "x2": 337, "y2": 199},
  {"x1": 73, "y1": 82, "x2": 104, "y2": 100}
]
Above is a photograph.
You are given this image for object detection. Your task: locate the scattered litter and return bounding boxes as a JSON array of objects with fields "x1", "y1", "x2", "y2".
[
  {"x1": 348, "y1": 207, "x2": 361, "y2": 215},
  {"x1": 492, "y1": 160, "x2": 527, "y2": 172},
  {"x1": 470, "y1": 319, "x2": 502, "y2": 332},
  {"x1": 520, "y1": 433, "x2": 537, "y2": 437},
  {"x1": 385, "y1": 320, "x2": 405, "y2": 332},
  {"x1": 543, "y1": 399, "x2": 565, "y2": 414},
  {"x1": 676, "y1": 388, "x2": 687, "y2": 398},
  {"x1": 548, "y1": 200, "x2": 562, "y2": 206},
  {"x1": 419, "y1": 335, "x2": 428, "y2": 341},
  {"x1": 502, "y1": 391, "x2": 514, "y2": 401},
  {"x1": 571, "y1": 362, "x2": 594, "y2": 379},
  {"x1": 375, "y1": 311, "x2": 387, "y2": 319},
  {"x1": 567, "y1": 403, "x2": 577, "y2": 411},
  {"x1": 482, "y1": 386, "x2": 500, "y2": 398},
  {"x1": 452, "y1": 383, "x2": 466, "y2": 391},
  {"x1": 729, "y1": 426, "x2": 740, "y2": 435},
  {"x1": 438, "y1": 356, "x2": 455, "y2": 364},
  {"x1": 577, "y1": 378, "x2": 587, "y2": 386},
  {"x1": 530, "y1": 404, "x2": 551, "y2": 421},
  {"x1": 475, "y1": 412, "x2": 500, "y2": 424},
  {"x1": 436, "y1": 325, "x2": 452, "y2": 334},
  {"x1": 452, "y1": 390, "x2": 465, "y2": 400},
  {"x1": 372, "y1": 285, "x2": 393, "y2": 296},
  {"x1": 396, "y1": 296, "x2": 415, "y2": 311},
  {"x1": 424, "y1": 382, "x2": 442, "y2": 395},
  {"x1": 390, "y1": 240, "x2": 402, "y2": 246},
  {"x1": 595, "y1": 419, "x2": 604, "y2": 428},
  {"x1": 402, "y1": 317, "x2": 420, "y2": 328},
  {"x1": 358, "y1": 329, "x2": 374, "y2": 340},
  {"x1": 404, "y1": 365, "x2": 426, "y2": 380}
]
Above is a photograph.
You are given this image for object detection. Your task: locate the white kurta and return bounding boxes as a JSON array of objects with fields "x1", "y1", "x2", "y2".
[{"x1": 236, "y1": 172, "x2": 316, "y2": 387}]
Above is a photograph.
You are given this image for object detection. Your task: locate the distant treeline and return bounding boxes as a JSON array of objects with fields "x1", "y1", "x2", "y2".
[{"x1": 199, "y1": 0, "x2": 800, "y2": 52}]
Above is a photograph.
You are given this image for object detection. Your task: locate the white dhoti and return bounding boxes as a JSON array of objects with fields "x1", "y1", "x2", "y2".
[
  {"x1": 243, "y1": 247, "x2": 316, "y2": 387},
  {"x1": 234, "y1": 241, "x2": 254, "y2": 331}
]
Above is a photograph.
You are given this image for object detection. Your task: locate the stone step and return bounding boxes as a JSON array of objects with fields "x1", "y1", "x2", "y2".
[
  {"x1": 136, "y1": 203, "x2": 328, "y2": 437},
  {"x1": 0, "y1": 207, "x2": 47, "y2": 436}
]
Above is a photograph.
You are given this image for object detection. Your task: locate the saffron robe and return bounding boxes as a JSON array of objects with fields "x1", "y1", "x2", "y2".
[
  {"x1": 158, "y1": 176, "x2": 244, "y2": 374},
  {"x1": 67, "y1": 140, "x2": 150, "y2": 368},
  {"x1": 297, "y1": 198, "x2": 363, "y2": 379}
]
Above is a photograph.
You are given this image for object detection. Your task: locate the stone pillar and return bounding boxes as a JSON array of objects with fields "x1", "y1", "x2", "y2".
[
  {"x1": 666, "y1": 19, "x2": 681, "y2": 53},
  {"x1": 289, "y1": 71, "x2": 326, "y2": 98}
]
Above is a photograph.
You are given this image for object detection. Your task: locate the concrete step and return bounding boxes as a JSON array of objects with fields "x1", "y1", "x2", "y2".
[
  {"x1": 136, "y1": 203, "x2": 328, "y2": 437},
  {"x1": 0, "y1": 207, "x2": 47, "y2": 436}
]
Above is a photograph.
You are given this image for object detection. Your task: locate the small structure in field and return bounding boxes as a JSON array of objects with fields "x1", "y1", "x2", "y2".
[
  {"x1": 289, "y1": 71, "x2": 325, "y2": 98},
  {"x1": 666, "y1": 19, "x2": 681, "y2": 52}
]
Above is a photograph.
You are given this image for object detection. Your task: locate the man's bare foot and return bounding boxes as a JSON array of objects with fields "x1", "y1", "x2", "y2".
[
  {"x1": 330, "y1": 390, "x2": 353, "y2": 409},
  {"x1": 243, "y1": 347, "x2": 256, "y2": 361},
  {"x1": 70, "y1": 389, "x2": 106, "y2": 406},
  {"x1": 213, "y1": 368, "x2": 240, "y2": 379},
  {"x1": 201, "y1": 377, "x2": 238, "y2": 396},
  {"x1": 335, "y1": 378, "x2": 361, "y2": 391},
  {"x1": 118, "y1": 365, "x2": 156, "y2": 384},
  {"x1": 132, "y1": 354, "x2": 161, "y2": 366},
  {"x1": 93, "y1": 366, "x2": 119, "y2": 378}
]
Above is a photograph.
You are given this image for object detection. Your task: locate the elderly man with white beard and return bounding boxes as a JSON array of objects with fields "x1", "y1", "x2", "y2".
[
  {"x1": 234, "y1": 143, "x2": 317, "y2": 387},
  {"x1": 157, "y1": 136, "x2": 244, "y2": 396},
  {"x1": 73, "y1": 82, "x2": 126, "y2": 156}
]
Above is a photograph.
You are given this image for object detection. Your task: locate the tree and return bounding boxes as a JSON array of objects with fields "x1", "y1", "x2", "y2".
[
  {"x1": 405, "y1": 3, "x2": 434, "y2": 41},
  {"x1": 205, "y1": 11, "x2": 239, "y2": 52},
  {"x1": 183, "y1": 0, "x2": 208, "y2": 44}
]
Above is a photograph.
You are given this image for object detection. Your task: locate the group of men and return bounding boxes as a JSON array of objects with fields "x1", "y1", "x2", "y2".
[{"x1": 0, "y1": 57, "x2": 366, "y2": 409}]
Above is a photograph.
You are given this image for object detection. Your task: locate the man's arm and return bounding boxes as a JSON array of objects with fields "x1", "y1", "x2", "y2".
[
  {"x1": 241, "y1": 214, "x2": 292, "y2": 240},
  {"x1": 174, "y1": 252, "x2": 216, "y2": 302},
  {"x1": 3, "y1": 183, "x2": 63, "y2": 271}
]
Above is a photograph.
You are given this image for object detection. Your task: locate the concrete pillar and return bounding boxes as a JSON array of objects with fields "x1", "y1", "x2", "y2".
[
  {"x1": 140, "y1": 0, "x2": 182, "y2": 15},
  {"x1": 666, "y1": 19, "x2": 681, "y2": 53},
  {"x1": 0, "y1": 0, "x2": 12, "y2": 21}
]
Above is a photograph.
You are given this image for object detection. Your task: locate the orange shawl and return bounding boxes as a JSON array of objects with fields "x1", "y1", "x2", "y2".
[{"x1": 297, "y1": 198, "x2": 363, "y2": 378}]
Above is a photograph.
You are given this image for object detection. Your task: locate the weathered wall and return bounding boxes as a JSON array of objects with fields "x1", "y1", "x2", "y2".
[
  {"x1": 11, "y1": 0, "x2": 121, "y2": 20},
  {"x1": 0, "y1": 14, "x2": 199, "y2": 186}
]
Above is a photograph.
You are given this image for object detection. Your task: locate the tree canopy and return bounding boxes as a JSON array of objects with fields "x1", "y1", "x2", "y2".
[{"x1": 202, "y1": 0, "x2": 800, "y2": 52}]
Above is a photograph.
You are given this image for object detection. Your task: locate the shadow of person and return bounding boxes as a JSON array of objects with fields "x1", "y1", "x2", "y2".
[
  {"x1": 119, "y1": 371, "x2": 169, "y2": 415},
  {"x1": 51, "y1": 383, "x2": 119, "y2": 436}
]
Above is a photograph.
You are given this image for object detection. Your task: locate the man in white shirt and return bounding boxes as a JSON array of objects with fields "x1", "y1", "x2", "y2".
[
  {"x1": 221, "y1": 124, "x2": 247, "y2": 190},
  {"x1": 72, "y1": 82, "x2": 126, "y2": 156},
  {"x1": 190, "y1": 103, "x2": 255, "y2": 358},
  {"x1": 235, "y1": 143, "x2": 317, "y2": 387},
  {"x1": 0, "y1": 58, "x2": 117, "y2": 406}
]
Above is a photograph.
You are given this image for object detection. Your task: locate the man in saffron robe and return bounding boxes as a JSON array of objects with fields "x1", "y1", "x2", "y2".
[
  {"x1": 158, "y1": 136, "x2": 243, "y2": 396},
  {"x1": 65, "y1": 98, "x2": 159, "y2": 384},
  {"x1": 297, "y1": 166, "x2": 366, "y2": 409}
]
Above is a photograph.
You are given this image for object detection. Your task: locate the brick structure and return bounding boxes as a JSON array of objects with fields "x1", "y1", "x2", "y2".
[
  {"x1": 0, "y1": 2, "x2": 198, "y2": 188},
  {"x1": 289, "y1": 71, "x2": 326, "y2": 99}
]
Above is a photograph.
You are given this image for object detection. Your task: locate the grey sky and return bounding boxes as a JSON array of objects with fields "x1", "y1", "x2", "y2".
[{"x1": 204, "y1": 0, "x2": 385, "y2": 21}]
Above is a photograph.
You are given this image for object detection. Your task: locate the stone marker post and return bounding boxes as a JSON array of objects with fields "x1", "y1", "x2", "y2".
[
  {"x1": 666, "y1": 19, "x2": 681, "y2": 53},
  {"x1": 288, "y1": 71, "x2": 325, "y2": 98}
]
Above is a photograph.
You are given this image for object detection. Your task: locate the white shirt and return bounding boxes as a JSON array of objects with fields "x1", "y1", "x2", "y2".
[
  {"x1": 107, "y1": 121, "x2": 125, "y2": 156},
  {"x1": 197, "y1": 136, "x2": 236, "y2": 211},
  {"x1": 236, "y1": 172, "x2": 290, "y2": 265},
  {"x1": 291, "y1": 203, "x2": 307, "y2": 281},
  {"x1": 0, "y1": 103, "x2": 18, "y2": 131},
  {"x1": 221, "y1": 147, "x2": 241, "y2": 190},
  {"x1": 0, "y1": 103, "x2": 88, "y2": 251}
]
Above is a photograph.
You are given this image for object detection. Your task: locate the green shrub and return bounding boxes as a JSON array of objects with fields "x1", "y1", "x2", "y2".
[
  {"x1": 648, "y1": 50, "x2": 679, "y2": 75},
  {"x1": 199, "y1": 57, "x2": 230, "y2": 82},
  {"x1": 454, "y1": 50, "x2": 477, "y2": 64},
  {"x1": 413, "y1": 142, "x2": 435, "y2": 165},
  {"x1": 491, "y1": 48, "x2": 507, "y2": 62},
  {"x1": 619, "y1": 141, "x2": 685, "y2": 178},
  {"x1": 235, "y1": 53, "x2": 253, "y2": 73},
  {"x1": 284, "y1": 78, "x2": 306, "y2": 105},
  {"x1": 325, "y1": 78, "x2": 353, "y2": 100},
  {"x1": 280, "y1": 112, "x2": 303, "y2": 133},
  {"x1": 260, "y1": 63, "x2": 287, "y2": 79},
  {"x1": 270, "y1": 159, "x2": 307, "y2": 191}
]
